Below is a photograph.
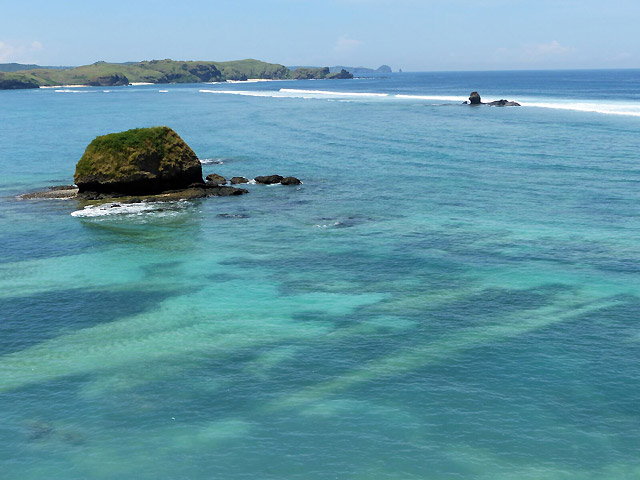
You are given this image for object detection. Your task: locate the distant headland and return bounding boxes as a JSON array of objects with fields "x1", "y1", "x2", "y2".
[
  {"x1": 287, "y1": 65, "x2": 393, "y2": 75},
  {"x1": 0, "y1": 59, "x2": 354, "y2": 90}
]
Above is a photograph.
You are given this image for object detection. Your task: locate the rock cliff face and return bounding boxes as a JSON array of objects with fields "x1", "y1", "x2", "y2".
[
  {"x1": 469, "y1": 92, "x2": 482, "y2": 105},
  {"x1": 328, "y1": 69, "x2": 353, "y2": 79},
  {"x1": 87, "y1": 74, "x2": 130, "y2": 86},
  {"x1": 465, "y1": 92, "x2": 520, "y2": 107},
  {"x1": 0, "y1": 72, "x2": 39, "y2": 89},
  {"x1": 74, "y1": 127, "x2": 204, "y2": 194},
  {"x1": 290, "y1": 67, "x2": 354, "y2": 80},
  {"x1": 486, "y1": 99, "x2": 521, "y2": 107}
]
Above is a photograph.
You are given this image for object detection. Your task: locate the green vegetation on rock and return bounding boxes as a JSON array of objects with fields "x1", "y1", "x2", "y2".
[
  {"x1": 0, "y1": 63, "x2": 72, "y2": 72},
  {"x1": 74, "y1": 126, "x2": 203, "y2": 194},
  {"x1": 289, "y1": 67, "x2": 354, "y2": 80},
  {"x1": 0, "y1": 72, "x2": 40, "y2": 89}
]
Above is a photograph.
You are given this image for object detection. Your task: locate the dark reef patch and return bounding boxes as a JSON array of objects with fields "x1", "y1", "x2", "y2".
[{"x1": 0, "y1": 287, "x2": 181, "y2": 354}]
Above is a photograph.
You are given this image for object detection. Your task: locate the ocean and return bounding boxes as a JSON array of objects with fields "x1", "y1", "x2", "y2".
[{"x1": 1, "y1": 70, "x2": 639, "y2": 479}]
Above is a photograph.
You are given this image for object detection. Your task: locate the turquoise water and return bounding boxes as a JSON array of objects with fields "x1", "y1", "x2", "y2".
[{"x1": 1, "y1": 71, "x2": 640, "y2": 479}]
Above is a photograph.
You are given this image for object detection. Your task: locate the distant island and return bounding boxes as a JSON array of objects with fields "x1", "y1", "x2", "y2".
[
  {"x1": 0, "y1": 63, "x2": 73, "y2": 73},
  {"x1": 0, "y1": 59, "x2": 354, "y2": 90},
  {"x1": 288, "y1": 65, "x2": 392, "y2": 75},
  {"x1": 331, "y1": 65, "x2": 392, "y2": 74}
]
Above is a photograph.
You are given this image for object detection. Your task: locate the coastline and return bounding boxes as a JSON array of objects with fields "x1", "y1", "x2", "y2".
[{"x1": 40, "y1": 84, "x2": 90, "y2": 89}]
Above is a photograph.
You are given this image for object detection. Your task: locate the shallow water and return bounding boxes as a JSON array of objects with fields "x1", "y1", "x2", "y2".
[{"x1": 1, "y1": 71, "x2": 639, "y2": 479}]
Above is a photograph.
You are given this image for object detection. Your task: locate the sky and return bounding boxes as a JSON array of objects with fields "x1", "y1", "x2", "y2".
[{"x1": 0, "y1": 0, "x2": 639, "y2": 71}]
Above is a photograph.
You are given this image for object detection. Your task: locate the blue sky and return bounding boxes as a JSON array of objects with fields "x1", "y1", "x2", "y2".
[{"x1": 1, "y1": 0, "x2": 638, "y2": 70}]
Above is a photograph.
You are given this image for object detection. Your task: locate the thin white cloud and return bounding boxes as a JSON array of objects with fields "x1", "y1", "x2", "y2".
[
  {"x1": 0, "y1": 42, "x2": 16, "y2": 63},
  {"x1": 0, "y1": 40, "x2": 44, "y2": 63},
  {"x1": 493, "y1": 40, "x2": 574, "y2": 66},
  {"x1": 523, "y1": 40, "x2": 572, "y2": 58},
  {"x1": 334, "y1": 35, "x2": 363, "y2": 54}
]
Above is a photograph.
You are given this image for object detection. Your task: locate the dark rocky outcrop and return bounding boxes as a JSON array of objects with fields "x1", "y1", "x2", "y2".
[
  {"x1": 230, "y1": 176, "x2": 249, "y2": 184},
  {"x1": 18, "y1": 186, "x2": 79, "y2": 200},
  {"x1": 75, "y1": 184, "x2": 248, "y2": 203},
  {"x1": 281, "y1": 176, "x2": 302, "y2": 185},
  {"x1": 26, "y1": 421, "x2": 55, "y2": 441},
  {"x1": 328, "y1": 69, "x2": 353, "y2": 80},
  {"x1": 74, "y1": 127, "x2": 204, "y2": 195},
  {"x1": 487, "y1": 99, "x2": 521, "y2": 107},
  {"x1": 465, "y1": 92, "x2": 520, "y2": 107},
  {"x1": 205, "y1": 173, "x2": 227, "y2": 185},
  {"x1": 202, "y1": 185, "x2": 248, "y2": 196},
  {"x1": 254, "y1": 175, "x2": 284, "y2": 185},
  {"x1": 186, "y1": 64, "x2": 222, "y2": 82},
  {"x1": 0, "y1": 72, "x2": 40, "y2": 89},
  {"x1": 87, "y1": 74, "x2": 129, "y2": 86},
  {"x1": 23, "y1": 128, "x2": 308, "y2": 209}
]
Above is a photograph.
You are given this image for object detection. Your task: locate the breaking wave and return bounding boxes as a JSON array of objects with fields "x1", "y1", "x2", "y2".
[
  {"x1": 70, "y1": 201, "x2": 187, "y2": 218},
  {"x1": 199, "y1": 88, "x2": 640, "y2": 117}
]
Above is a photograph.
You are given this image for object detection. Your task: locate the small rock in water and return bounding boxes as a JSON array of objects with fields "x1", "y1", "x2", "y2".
[
  {"x1": 487, "y1": 99, "x2": 521, "y2": 107},
  {"x1": 205, "y1": 186, "x2": 249, "y2": 196},
  {"x1": 281, "y1": 176, "x2": 302, "y2": 185},
  {"x1": 469, "y1": 91, "x2": 482, "y2": 105},
  {"x1": 254, "y1": 175, "x2": 284, "y2": 185},
  {"x1": 205, "y1": 173, "x2": 227, "y2": 185},
  {"x1": 26, "y1": 420, "x2": 55, "y2": 441},
  {"x1": 61, "y1": 430, "x2": 85, "y2": 446},
  {"x1": 230, "y1": 176, "x2": 249, "y2": 184},
  {"x1": 466, "y1": 92, "x2": 520, "y2": 107}
]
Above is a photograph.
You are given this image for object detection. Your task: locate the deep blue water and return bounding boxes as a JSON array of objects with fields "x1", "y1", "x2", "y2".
[{"x1": 1, "y1": 71, "x2": 639, "y2": 479}]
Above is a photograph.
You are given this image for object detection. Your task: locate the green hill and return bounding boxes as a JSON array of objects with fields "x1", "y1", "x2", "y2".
[
  {"x1": 0, "y1": 63, "x2": 73, "y2": 73},
  {"x1": 0, "y1": 59, "x2": 353, "y2": 89},
  {"x1": 0, "y1": 72, "x2": 40, "y2": 89}
]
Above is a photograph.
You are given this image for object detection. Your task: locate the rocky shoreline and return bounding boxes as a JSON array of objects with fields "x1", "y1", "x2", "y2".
[
  {"x1": 464, "y1": 91, "x2": 521, "y2": 107},
  {"x1": 18, "y1": 126, "x2": 302, "y2": 208},
  {"x1": 18, "y1": 175, "x2": 302, "y2": 205}
]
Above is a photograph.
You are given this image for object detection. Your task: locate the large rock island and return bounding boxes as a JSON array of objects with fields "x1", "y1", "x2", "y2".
[
  {"x1": 20, "y1": 127, "x2": 307, "y2": 206},
  {"x1": 74, "y1": 127, "x2": 204, "y2": 194}
]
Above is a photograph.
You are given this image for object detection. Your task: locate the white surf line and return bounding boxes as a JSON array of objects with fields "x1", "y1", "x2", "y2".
[
  {"x1": 279, "y1": 88, "x2": 389, "y2": 97},
  {"x1": 265, "y1": 295, "x2": 623, "y2": 411},
  {"x1": 200, "y1": 89, "x2": 283, "y2": 97},
  {"x1": 395, "y1": 94, "x2": 466, "y2": 102},
  {"x1": 200, "y1": 87, "x2": 640, "y2": 116},
  {"x1": 520, "y1": 101, "x2": 640, "y2": 117},
  {"x1": 200, "y1": 88, "x2": 390, "y2": 99}
]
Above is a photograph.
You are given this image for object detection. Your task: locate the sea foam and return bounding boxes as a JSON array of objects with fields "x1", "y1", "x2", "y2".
[
  {"x1": 70, "y1": 202, "x2": 187, "y2": 218},
  {"x1": 521, "y1": 100, "x2": 640, "y2": 117},
  {"x1": 200, "y1": 158, "x2": 225, "y2": 165},
  {"x1": 278, "y1": 89, "x2": 389, "y2": 98}
]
